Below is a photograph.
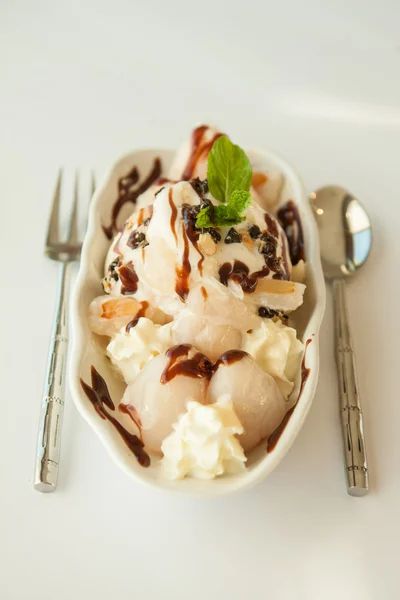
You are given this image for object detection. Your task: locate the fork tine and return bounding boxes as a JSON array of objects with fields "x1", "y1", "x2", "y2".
[
  {"x1": 46, "y1": 169, "x2": 62, "y2": 246},
  {"x1": 67, "y1": 170, "x2": 79, "y2": 244}
]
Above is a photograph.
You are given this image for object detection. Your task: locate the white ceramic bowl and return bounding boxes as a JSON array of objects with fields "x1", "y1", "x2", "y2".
[{"x1": 69, "y1": 147, "x2": 326, "y2": 496}]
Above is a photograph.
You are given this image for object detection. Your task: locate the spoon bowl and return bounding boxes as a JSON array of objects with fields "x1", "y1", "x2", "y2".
[{"x1": 310, "y1": 185, "x2": 372, "y2": 280}]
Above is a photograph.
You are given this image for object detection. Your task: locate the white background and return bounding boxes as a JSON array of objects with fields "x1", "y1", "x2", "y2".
[{"x1": 1, "y1": 1, "x2": 400, "y2": 599}]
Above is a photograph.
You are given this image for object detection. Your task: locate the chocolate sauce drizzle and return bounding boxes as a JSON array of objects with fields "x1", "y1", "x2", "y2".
[
  {"x1": 175, "y1": 222, "x2": 191, "y2": 300},
  {"x1": 277, "y1": 200, "x2": 305, "y2": 266},
  {"x1": 181, "y1": 125, "x2": 223, "y2": 180},
  {"x1": 168, "y1": 188, "x2": 178, "y2": 244},
  {"x1": 157, "y1": 177, "x2": 175, "y2": 186},
  {"x1": 125, "y1": 301, "x2": 149, "y2": 332},
  {"x1": 214, "y1": 349, "x2": 249, "y2": 368},
  {"x1": 119, "y1": 261, "x2": 138, "y2": 295},
  {"x1": 80, "y1": 366, "x2": 150, "y2": 467},
  {"x1": 278, "y1": 228, "x2": 291, "y2": 281},
  {"x1": 160, "y1": 344, "x2": 213, "y2": 384},
  {"x1": 160, "y1": 346, "x2": 248, "y2": 385},
  {"x1": 102, "y1": 158, "x2": 162, "y2": 240},
  {"x1": 174, "y1": 199, "x2": 208, "y2": 300},
  {"x1": 264, "y1": 213, "x2": 279, "y2": 239},
  {"x1": 218, "y1": 210, "x2": 291, "y2": 291},
  {"x1": 182, "y1": 204, "x2": 204, "y2": 274},
  {"x1": 267, "y1": 338, "x2": 312, "y2": 452},
  {"x1": 218, "y1": 260, "x2": 270, "y2": 293},
  {"x1": 119, "y1": 403, "x2": 143, "y2": 440},
  {"x1": 262, "y1": 215, "x2": 287, "y2": 280}
]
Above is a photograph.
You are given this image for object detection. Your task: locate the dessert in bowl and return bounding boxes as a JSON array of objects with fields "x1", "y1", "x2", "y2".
[{"x1": 69, "y1": 125, "x2": 325, "y2": 495}]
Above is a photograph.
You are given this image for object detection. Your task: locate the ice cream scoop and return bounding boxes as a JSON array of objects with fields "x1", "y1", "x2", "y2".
[{"x1": 102, "y1": 180, "x2": 302, "y2": 317}]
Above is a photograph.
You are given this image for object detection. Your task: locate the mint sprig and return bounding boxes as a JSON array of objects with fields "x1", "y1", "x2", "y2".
[
  {"x1": 196, "y1": 136, "x2": 252, "y2": 229},
  {"x1": 196, "y1": 190, "x2": 251, "y2": 228}
]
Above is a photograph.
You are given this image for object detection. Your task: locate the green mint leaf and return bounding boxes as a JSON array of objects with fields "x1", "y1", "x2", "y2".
[
  {"x1": 229, "y1": 189, "x2": 251, "y2": 214},
  {"x1": 213, "y1": 191, "x2": 250, "y2": 226},
  {"x1": 207, "y1": 136, "x2": 252, "y2": 203},
  {"x1": 214, "y1": 204, "x2": 243, "y2": 226},
  {"x1": 196, "y1": 207, "x2": 214, "y2": 228},
  {"x1": 196, "y1": 191, "x2": 251, "y2": 229}
]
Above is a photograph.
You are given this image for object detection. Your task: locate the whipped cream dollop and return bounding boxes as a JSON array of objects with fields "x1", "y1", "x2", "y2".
[
  {"x1": 161, "y1": 396, "x2": 247, "y2": 480},
  {"x1": 107, "y1": 318, "x2": 173, "y2": 384},
  {"x1": 243, "y1": 319, "x2": 304, "y2": 398}
]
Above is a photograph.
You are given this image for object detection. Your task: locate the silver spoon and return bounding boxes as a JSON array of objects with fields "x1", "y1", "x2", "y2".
[{"x1": 310, "y1": 185, "x2": 372, "y2": 496}]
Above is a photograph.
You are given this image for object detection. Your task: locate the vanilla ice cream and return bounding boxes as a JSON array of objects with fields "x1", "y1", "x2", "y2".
[{"x1": 102, "y1": 179, "x2": 303, "y2": 318}]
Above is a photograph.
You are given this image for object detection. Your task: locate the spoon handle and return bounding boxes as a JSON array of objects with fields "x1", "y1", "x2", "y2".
[{"x1": 332, "y1": 278, "x2": 369, "y2": 496}]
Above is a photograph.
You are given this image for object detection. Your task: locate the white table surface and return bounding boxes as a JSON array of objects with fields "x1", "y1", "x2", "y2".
[{"x1": 1, "y1": 1, "x2": 400, "y2": 598}]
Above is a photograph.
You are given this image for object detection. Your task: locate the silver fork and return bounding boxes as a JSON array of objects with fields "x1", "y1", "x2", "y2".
[{"x1": 33, "y1": 170, "x2": 95, "y2": 493}]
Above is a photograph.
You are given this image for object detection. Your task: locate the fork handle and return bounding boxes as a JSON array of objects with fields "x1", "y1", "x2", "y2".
[
  {"x1": 332, "y1": 278, "x2": 369, "y2": 496},
  {"x1": 34, "y1": 262, "x2": 70, "y2": 492}
]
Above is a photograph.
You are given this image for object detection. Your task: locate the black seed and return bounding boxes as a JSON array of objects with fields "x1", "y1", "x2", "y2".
[
  {"x1": 190, "y1": 177, "x2": 209, "y2": 197},
  {"x1": 266, "y1": 255, "x2": 282, "y2": 270},
  {"x1": 225, "y1": 228, "x2": 242, "y2": 244},
  {"x1": 262, "y1": 244, "x2": 276, "y2": 255},
  {"x1": 184, "y1": 198, "x2": 218, "y2": 231},
  {"x1": 127, "y1": 230, "x2": 148, "y2": 250},
  {"x1": 258, "y1": 306, "x2": 278, "y2": 319},
  {"x1": 182, "y1": 204, "x2": 201, "y2": 233},
  {"x1": 110, "y1": 256, "x2": 120, "y2": 267},
  {"x1": 207, "y1": 228, "x2": 221, "y2": 243},
  {"x1": 262, "y1": 244, "x2": 277, "y2": 256},
  {"x1": 108, "y1": 257, "x2": 120, "y2": 281},
  {"x1": 261, "y1": 232, "x2": 276, "y2": 243},
  {"x1": 260, "y1": 232, "x2": 277, "y2": 255},
  {"x1": 142, "y1": 218, "x2": 151, "y2": 227},
  {"x1": 109, "y1": 257, "x2": 120, "y2": 272},
  {"x1": 185, "y1": 205, "x2": 201, "y2": 220},
  {"x1": 249, "y1": 224, "x2": 261, "y2": 239},
  {"x1": 193, "y1": 207, "x2": 201, "y2": 218}
]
